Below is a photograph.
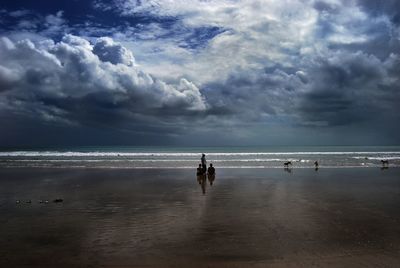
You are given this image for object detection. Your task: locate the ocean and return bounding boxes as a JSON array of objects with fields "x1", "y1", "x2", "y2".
[{"x1": 0, "y1": 146, "x2": 399, "y2": 169}]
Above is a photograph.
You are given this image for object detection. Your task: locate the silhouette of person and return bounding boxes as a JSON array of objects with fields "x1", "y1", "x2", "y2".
[
  {"x1": 197, "y1": 164, "x2": 203, "y2": 176},
  {"x1": 201, "y1": 154, "x2": 207, "y2": 173},
  {"x1": 207, "y1": 163, "x2": 215, "y2": 185},
  {"x1": 207, "y1": 163, "x2": 215, "y2": 175},
  {"x1": 314, "y1": 161, "x2": 319, "y2": 171},
  {"x1": 197, "y1": 163, "x2": 206, "y2": 185}
]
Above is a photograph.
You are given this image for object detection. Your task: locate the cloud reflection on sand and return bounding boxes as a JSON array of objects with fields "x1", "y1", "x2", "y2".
[{"x1": 1, "y1": 168, "x2": 400, "y2": 267}]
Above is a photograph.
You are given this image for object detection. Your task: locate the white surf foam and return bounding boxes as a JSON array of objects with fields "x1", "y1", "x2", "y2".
[
  {"x1": 1, "y1": 165, "x2": 399, "y2": 169},
  {"x1": 1, "y1": 151, "x2": 400, "y2": 157},
  {"x1": 352, "y1": 156, "x2": 400, "y2": 160}
]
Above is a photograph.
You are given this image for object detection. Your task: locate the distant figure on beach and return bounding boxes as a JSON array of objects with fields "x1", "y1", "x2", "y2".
[
  {"x1": 283, "y1": 161, "x2": 292, "y2": 167},
  {"x1": 207, "y1": 163, "x2": 215, "y2": 175},
  {"x1": 314, "y1": 161, "x2": 319, "y2": 170},
  {"x1": 381, "y1": 160, "x2": 389, "y2": 167},
  {"x1": 201, "y1": 154, "x2": 207, "y2": 173},
  {"x1": 197, "y1": 164, "x2": 206, "y2": 186},
  {"x1": 207, "y1": 163, "x2": 216, "y2": 185},
  {"x1": 283, "y1": 161, "x2": 292, "y2": 173}
]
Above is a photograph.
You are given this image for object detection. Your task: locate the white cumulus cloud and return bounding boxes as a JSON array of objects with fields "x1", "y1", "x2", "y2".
[{"x1": 0, "y1": 34, "x2": 206, "y2": 125}]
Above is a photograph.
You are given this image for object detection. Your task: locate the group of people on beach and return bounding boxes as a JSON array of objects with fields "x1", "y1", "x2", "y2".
[
  {"x1": 197, "y1": 153, "x2": 215, "y2": 177},
  {"x1": 196, "y1": 154, "x2": 215, "y2": 193}
]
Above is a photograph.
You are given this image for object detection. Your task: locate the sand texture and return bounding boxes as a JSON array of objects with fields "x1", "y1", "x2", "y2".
[{"x1": 0, "y1": 168, "x2": 399, "y2": 267}]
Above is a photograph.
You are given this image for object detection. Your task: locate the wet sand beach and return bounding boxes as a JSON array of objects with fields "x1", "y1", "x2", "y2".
[{"x1": 1, "y1": 167, "x2": 400, "y2": 267}]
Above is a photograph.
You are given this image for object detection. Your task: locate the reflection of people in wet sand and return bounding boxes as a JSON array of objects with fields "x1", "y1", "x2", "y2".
[
  {"x1": 197, "y1": 173, "x2": 206, "y2": 186},
  {"x1": 207, "y1": 163, "x2": 216, "y2": 185},
  {"x1": 197, "y1": 164, "x2": 206, "y2": 185},
  {"x1": 200, "y1": 176, "x2": 206, "y2": 194},
  {"x1": 196, "y1": 171, "x2": 207, "y2": 194}
]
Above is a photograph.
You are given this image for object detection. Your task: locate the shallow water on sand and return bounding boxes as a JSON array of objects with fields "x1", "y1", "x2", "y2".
[{"x1": 1, "y1": 168, "x2": 400, "y2": 267}]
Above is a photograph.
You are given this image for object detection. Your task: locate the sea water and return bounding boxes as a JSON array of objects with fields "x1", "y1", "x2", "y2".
[{"x1": 0, "y1": 146, "x2": 399, "y2": 169}]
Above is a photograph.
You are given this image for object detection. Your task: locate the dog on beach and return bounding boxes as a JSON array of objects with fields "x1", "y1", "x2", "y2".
[
  {"x1": 283, "y1": 161, "x2": 292, "y2": 167},
  {"x1": 381, "y1": 160, "x2": 389, "y2": 166}
]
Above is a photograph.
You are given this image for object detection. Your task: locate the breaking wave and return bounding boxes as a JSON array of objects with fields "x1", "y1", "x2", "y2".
[{"x1": 1, "y1": 148, "x2": 399, "y2": 168}]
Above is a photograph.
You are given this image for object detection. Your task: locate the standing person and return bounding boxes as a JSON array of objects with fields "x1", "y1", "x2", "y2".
[{"x1": 201, "y1": 154, "x2": 207, "y2": 174}]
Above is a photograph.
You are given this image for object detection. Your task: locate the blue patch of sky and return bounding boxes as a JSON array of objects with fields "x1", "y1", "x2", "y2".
[
  {"x1": 0, "y1": 0, "x2": 225, "y2": 50},
  {"x1": 179, "y1": 26, "x2": 226, "y2": 50},
  {"x1": 0, "y1": 0, "x2": 94, "y2": 24},
  {"x1": 0, "y1": 0, "x2": 177, "y2": 38}
]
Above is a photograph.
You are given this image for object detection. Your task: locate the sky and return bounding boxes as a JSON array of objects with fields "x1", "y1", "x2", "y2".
[{"x1": 0, "y1": 0, "x2": 399, "y2": 147}]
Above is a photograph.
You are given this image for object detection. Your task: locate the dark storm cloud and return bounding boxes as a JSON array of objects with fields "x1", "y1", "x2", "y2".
[
  {"x1": 202, "y1": 49, "x2": 400, "y2": 129},
  {"x1": 0, "y1": 35, "x2": 206, "y2": 132},
  {"x1": 203, "y1": 67, "x2": 304, "y2": 121},
  {"x1": 299, "y1": 51, "x2": 400, "y2": 126}
]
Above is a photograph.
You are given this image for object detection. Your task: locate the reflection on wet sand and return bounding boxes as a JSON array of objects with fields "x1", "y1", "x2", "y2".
[
  {"x1": 208, "y1": 174, "x2": 215, "y2": 185},
  {"x1": 197, "y1": 174, "x2": 207, "y2": 194},
  {"x1": 196, "y1": 173, "x2": 216, "y2": 194},
  {"x1": 284, "y1": 167, "x2": 292, "y2": 173},
  {"x1": 196, "y1": 162, "x2": 216, "y2": 194},
  {"x1": 1, "y1": 168, "x2": 400, "y2": 267}
]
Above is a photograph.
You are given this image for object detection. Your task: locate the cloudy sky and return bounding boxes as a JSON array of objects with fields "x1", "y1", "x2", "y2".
[{"x1": 0, "y1": 0, "x2": 399, "y2": 147}]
